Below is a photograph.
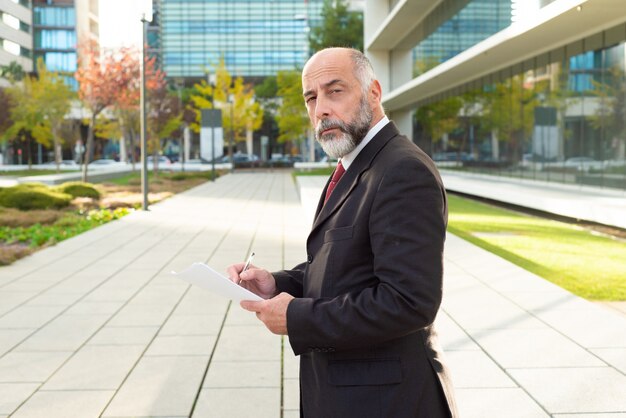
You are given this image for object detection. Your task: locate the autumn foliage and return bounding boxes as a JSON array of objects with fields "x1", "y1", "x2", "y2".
[{"x1": 75, "y1": 40, "x2": 165, "y2": 180}]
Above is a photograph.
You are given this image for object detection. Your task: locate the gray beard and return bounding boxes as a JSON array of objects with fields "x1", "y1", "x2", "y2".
[{"x1": 316, "y1": 97, "x2": 373, "y2": 159}]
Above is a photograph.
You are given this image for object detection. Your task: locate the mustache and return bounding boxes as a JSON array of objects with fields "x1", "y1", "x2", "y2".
[{"x1": 316, "y1": 119, "x2": 347, "y2": 138}]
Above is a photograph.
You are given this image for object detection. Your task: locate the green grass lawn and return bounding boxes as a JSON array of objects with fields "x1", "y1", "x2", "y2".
[
  {"x1": 447, "y1": 194, "x2": 626, "y2": 301},
  {"x1": 0, "y1": 169, "x2": 69, "y2": 177}
]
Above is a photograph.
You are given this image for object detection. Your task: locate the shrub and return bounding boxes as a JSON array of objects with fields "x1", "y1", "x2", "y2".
[
  {"x1": 56, "y1": 182, "x2": 101, "y2": 199},
  {"x1": 0, "y1": 186, "x2": 72, "y2": 210},
  {"x1": 0, "y1": 207, "x2": 61, "y2": 227}
]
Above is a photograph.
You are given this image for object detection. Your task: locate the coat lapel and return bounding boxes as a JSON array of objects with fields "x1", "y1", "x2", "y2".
[{"x1": 311, "y1": 122, "x2": 400, "y2": 233}]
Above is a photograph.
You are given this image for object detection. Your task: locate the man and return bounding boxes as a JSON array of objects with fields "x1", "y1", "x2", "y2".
[{"x1": 227, "y1": 47, "x2": 457, "y2": 417}]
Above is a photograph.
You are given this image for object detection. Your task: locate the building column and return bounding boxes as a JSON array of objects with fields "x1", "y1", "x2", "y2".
[{"x1": 364, "y1": 0, "x2": 390, "y2": 93}]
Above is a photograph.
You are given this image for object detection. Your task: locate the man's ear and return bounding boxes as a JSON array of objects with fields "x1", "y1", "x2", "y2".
[{"x1": 370, "y1": 79, "x2": 382, "y2": 103}]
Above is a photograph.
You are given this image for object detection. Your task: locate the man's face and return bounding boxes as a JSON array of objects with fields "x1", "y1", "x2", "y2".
[{"x1": 302, "y1": 51, "x2": 374, "y2": 159}]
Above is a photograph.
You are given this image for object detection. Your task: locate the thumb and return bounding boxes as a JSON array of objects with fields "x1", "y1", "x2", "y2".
[{"x1": 240, "y1": 300, "x2": 262, "y2": 312}]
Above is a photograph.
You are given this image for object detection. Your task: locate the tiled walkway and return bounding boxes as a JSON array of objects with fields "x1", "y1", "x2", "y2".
[{"x1": 0, "y1": 172, "x2": 624, "y2": 417}]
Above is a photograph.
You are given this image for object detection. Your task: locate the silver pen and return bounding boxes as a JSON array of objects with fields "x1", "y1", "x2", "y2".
[{"x1": 239, "y1": 252, "x2": 255, "y2": 284}]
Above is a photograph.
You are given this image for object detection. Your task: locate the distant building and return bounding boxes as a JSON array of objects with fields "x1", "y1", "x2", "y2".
[
  {"x1": 32, "y1": 0, "x2": 99, "y2": 89},
  {"x1": 413, "y1": 0, "x2": 511, "y2": 76},
  {"x1": 0, "y1": 0, "x2": 33, "y2": 83},
  {"x1": 366, "y1": 0, "x2": 626, "y2": 191},
  {"x1": 155, "y1": 0, "x2": 324, "y2": 82}
]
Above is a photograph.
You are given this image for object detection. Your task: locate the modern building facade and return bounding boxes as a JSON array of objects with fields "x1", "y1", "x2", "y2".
[
  {"x1": 32, "y1": 0, "x2": 99, "y2": 89},
  {"x1": 366, "y1": 0, "x2": 626, "y2": 190},
  {"x1": 157, "y1": 0, "x2": 324, "y2": 81},
  {"x1": 0, "y1": 0, "x2": 33, "y2": 82}
]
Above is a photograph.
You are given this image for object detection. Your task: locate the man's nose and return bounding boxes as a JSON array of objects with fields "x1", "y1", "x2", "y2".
[{"x1": 314, "y1": 96, "x2": 331, "y2": 120}]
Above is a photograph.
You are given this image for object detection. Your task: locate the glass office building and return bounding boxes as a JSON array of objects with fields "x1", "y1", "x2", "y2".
[
  {"x1": 32, "y1": 0, "x2": 98, "y2": 89},
  {"x1": 413, "y1": 0, "x2": 511, "y2": 76},
  {"x1": 366, "y1": 0, "x2": 626, "y2": 191},
  {"x1": 158, "y1": 0, "x2": 323, "y2": 80},
  {"x1": 0, "y1": 0, "x2": 33, "y2": 75}
]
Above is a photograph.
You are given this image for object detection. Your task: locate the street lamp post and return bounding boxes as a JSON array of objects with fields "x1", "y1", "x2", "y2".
[
  {"x1": 229, "y1": 98, "x2": 234, "y2": 173},
  {"x1": 140, "y1": 5, "x2": 152, "y2": 211}
]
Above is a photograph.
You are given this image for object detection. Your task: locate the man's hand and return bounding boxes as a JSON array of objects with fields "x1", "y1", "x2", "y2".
[
  {"x1": 226, "y1": 263, "x2": 277, "y2": 300},
  {"x1": 240, "y1": 292, "x2": 295, "y2": 335}
]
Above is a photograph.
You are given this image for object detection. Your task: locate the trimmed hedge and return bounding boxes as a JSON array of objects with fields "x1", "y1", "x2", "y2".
[
  {"x1": 0, "y1": 184, "x2": 72, "y2": 210},
  {"x1": 56, "y1": 182, "x2": 101, "y2": 199}
]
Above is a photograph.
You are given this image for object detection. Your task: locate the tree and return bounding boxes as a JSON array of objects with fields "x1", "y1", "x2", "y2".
[
  {"x1": 189, "y1": 59, "x2": 263, "y2": 156},
  {"x1": 588, "y1": 66, "x2": 626, "y2": 160},
  {"x1": 2, "y1": 59, "x2": 73, "y2": 169},
  {"x1": 75, "y1": 41, "x2": 136, "y2": 181},
  {"x1": 275, "y1": 70, "x2": 310, "y2": 150},
  {"x1": 0, "y1": 89, "x2": 13, "y2": 139},
  {"x1": 415, "y1": 97, "x2": 463, "y2": 153},
  {"x1": 482, "y1": 75, "x2": 537, "y2": 162},
  {"x1": 255, "y1": 76, "x2": 278, "y2": 99},
  {"x1": 309, "y1": 0, "x2": 363, "y2": 52},
  {"x1": 2, "y1": 77, "x2": 46, "y2": 168},
  {"x1": 37, "y1": 60, "x2": 75, "y2": 170},
  {"x1": 0, "y1": 61, "x2": 25, "y2": 82},
  {"x1": 147, "y1": 85, "x2": 181, "y2": 175}
]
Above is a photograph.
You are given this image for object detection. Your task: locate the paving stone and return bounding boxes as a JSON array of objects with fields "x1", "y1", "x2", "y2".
[
  {"x1": 130, "y1": 283, "x2": 188, "y2": 306},
  {"x1": 590, "y1": 348, "x2": 626, "y2": 373},
  {"x1": 534, "y1": 307, "x2": 626, "y2": 348},
  {"x1": 435, "y1": 311, "x2": 480, "y2": 351},
  {"x1": 63, "y1": 301, "x2": 124, "y2": 315},
  {"x1": 159, "y1": 313, "x2": 224, "y2": 336},
  {"x1": 202, "y1": 361, "x2": 280, "y2": 388},
  {"x1": 226, "y1": 304, "x2": 262, "y2": 326},
  {"x1": 510, "y1": 367, "x2": 626, "y2": 413},
  {"x1": 107, "y1": 303, "x2": 174, "y2": 327},
  {"x1": 211, "y1": 325, "x2": 281, "y2": 362},
  {"x1": 23, "y1": 292, "x2": 82, "y2": 307},
  {"x1": 173, "y1": 288, "x2": 230, "y2": 315},
  {"x1": 102, "y1": 355, "x2": 208, "y2": 417},
  {"x1": 283, "y1": 351, "x2": 300, "y2": 380},
  {"x1": 0, "y1": 352, "x2": 71, "y2": 383},
  {"x1": 0, "y1": 383, "x2": 38, "y2": 415},
  {"x1": 283, "y1": 377, "x2": 300, "y2": 412},
  {"x1": 10, "y1": 390, "x2": 113, "y2": 418},
  {"x1": 42, "y1": 345, "x2": 144, "y2": 390},
  {"x1": 501, "y1": 290, "x2": 592, "y2": 312},
  {"x1": 192, "y1": 388, "x2": 280, "y2": 418},
  {"x1": 145, "y1": 335, "x2": 217, "y2": 356},
  {"x1": 87, "y1": 326, "x2": 159, "y2": 346},
  {"x1": 0, "y1": 305, "x2": 66, "y2": 329},
  {"x1": 0, "y1": 292, "x2": 35, "y2": 316},
  {"x1": 554, "y1": 414, "x2": 626, "y2": 417},
  {"x1": 472, "y1": 328, "x2": 605, "y2": 368},
  {"x1": 0, "y1": 329, "x2": 33, "y2": 357},
  {"x1": 16, "y1": 314, "x2": 109, "y2": 352},
  {"x1": 445, "y1": 350, "x2": 516, "y2": 388},
  {"x1": 455, "y1": 388, "x2": 549, "y2": 418}
]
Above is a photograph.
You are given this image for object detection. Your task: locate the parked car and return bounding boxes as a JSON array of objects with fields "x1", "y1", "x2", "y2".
[
  {"x1": 563, "y1": 157, "x2": 604, "y2": 172},
  {"x1": 89, "y1": 159, "x2": 120, "y2": 166},
  {"x1": 40, "y1": 160, "x2": 78, "y2": 168},
  {"x1": 220, "y1": 153, "x2": 260, "y2": 167},
  {"x1": 150, "y1": 155, "x2": 171, "y2": 165}
]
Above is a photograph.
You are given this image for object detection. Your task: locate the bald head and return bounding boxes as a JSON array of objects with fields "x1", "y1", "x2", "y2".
[{"x1": 303, "y1": 48, "x2": 377, "y2": 96}]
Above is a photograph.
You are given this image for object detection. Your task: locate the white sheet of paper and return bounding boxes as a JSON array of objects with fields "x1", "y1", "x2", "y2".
[{"x1": 172, "y1": 262, "x2": 263, "y2": 302}]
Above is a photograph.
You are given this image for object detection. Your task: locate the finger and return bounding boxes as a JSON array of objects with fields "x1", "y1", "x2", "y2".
[
  {"x1": 226, "y1": 263, "x2": 245, "y2": 282},
  {"x1": 240, "y1": 300, "x2": 262, "y2": 312}
]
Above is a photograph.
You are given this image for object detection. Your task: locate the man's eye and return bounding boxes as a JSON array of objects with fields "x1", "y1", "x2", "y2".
[
  {"x1": 330, "y1": 89, "x2": 341, "y2": 94},
  {"x1": 306, "y1": 97, "x2": 316, "y2": 104}
]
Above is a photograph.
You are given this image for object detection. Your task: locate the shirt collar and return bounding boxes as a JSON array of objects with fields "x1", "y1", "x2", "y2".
[{"x1": 340, "y1": 116, "x2": 390, "y2": 171}]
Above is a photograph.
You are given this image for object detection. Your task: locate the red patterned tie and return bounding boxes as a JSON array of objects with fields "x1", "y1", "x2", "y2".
[{"x1": 325, "y1": 161, "x2": 346, "y2": 203}]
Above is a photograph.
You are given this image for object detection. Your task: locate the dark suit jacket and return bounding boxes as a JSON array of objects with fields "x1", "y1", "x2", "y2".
[{"x1": 274, "y1": 122, "x2": 458, "y2": 417}]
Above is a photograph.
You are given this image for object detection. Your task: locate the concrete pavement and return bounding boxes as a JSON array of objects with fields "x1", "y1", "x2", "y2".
[
  {"x1": 441, "y1": 170, "x2": 626, "y2": 229},
  {"x1": 0, "y1": 171, "x2": 625, "y2": 417}
]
